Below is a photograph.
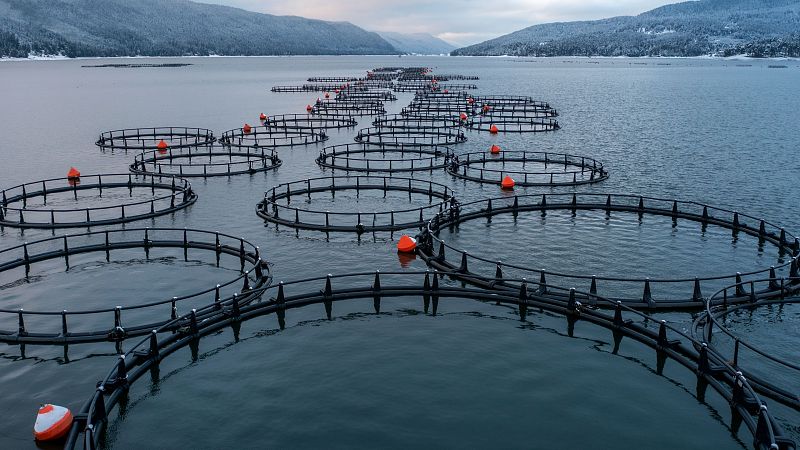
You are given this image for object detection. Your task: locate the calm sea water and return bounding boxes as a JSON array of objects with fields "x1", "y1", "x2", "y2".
[{"x1": 0, "y1": 55, "x2": 799, "y2": 448}]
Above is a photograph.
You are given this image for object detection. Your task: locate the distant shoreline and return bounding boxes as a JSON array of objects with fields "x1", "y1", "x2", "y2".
[{"x1": 1, "y1": 54, "x2": 798, "y2": 62}]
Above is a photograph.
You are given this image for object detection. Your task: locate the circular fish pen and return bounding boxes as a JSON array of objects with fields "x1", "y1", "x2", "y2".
[
  {"x1": 0, "y1": 173, "x2": 196, "y2": 229},
  {"x1": 354, "y1": 127, "x2": 467, "y2": 147},
  {"x1": 467, "y1": 116, "x2": 561, "y2": 133},
  {"x1": 95, "y1": 127, "x2": 216, "y2": 153},
  {"x1": 373, "y1": 115, "x2": 463, "y2": 130},
  {"x1": 311, "y1": 100, "x2": 386, "y2": 117},
  {"x1": 693, "y1": 282, "x2": 800, "y2": 410},
  {"x1": 219, "y1": 125, "x2": 327, "y2": 149},
  {"x1": 256, "y1": 176, "x2": 456, "y2": 233},
  {"x1": 316, "y1": 143, "x2": 454, "y2": 173},
  {"x1": 446, "y1": 151, "x2": 608, "y2": 187},
  {"x1": 261, "y1": 114, "x2": 357, "y2": 130},
  {"x1": 0, "y1": 228, "x2": 270, "y2": 345},
  {"x1": 307, "y1": 77, "x2": 361, "y2": 83},
  {"x1": 336, "y1": 91, "x2": 397, "y2": 102},
  {"x1": 129, "y1": 146, "x2": 281, "y2": 178},
  {"x1": 416, "y1": 193, "x2": 800, "y2": 310},
  {"x1": 63, "y1": 271, "x2": 792, "y2": 450},
  {"x1": 402, "y1": 101, "x2": 480, "y2": 118}
]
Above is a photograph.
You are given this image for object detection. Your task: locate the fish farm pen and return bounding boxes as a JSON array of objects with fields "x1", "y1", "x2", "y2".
[
  {"x1": 0, "y1": 174, "x2": 197, "y2": 228},
  {"x1": 129, "y1": 146, "x2": 282, "y2": 177},
  {"x1": 4, "y1": 62, "x2": 799, "y2": 450},
  {"x1": 95, "y1": 127, "x2": 216, "y2": 153},
  {"x1": 316, "y1": 143, "x2": 454, "y2": 173}
]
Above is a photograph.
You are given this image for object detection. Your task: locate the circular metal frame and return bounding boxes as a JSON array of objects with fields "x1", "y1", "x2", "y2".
[
  {"x1": 129, "y1": 146, "x2": 281, "y2": 178},
  {"x1": 64, "y1": 271, "x2": 793, "y2": 450},
  {"x1": 261, "y1": 114, "x2": 357, "y2": 130},
  {"x1": 95, "y1": 127, "x2": 216, "y2": 153},
  {"x1": 446, "y1": 151, "x2": 608, "y2": 186},
  {"x1": 416, "y1": 193, "x2": 800, "y2": 310},
  {"x1": 256, "y1": 176, "x2": 456, "y2": 233},
  {"x1": 354, "y1": 127, "x2": 467, "y2": 147},
  {"x1": 466, "y1": 116, "x2": 561, "y2": 133},
  {"x1": 311, "y1": 100, "x2": 386, "y2": 117},
  {"x1": 693, "y1": 280, "x2": 800, "y2": 410},
  {"x1": 0, "y1": 228, "x2": 271, "y2": 344},
  {"x1": 219, "y1": 125, "x2": 327, "y2": 149},
  {"x1": 0, "y1": 174, "x2": 197, "y2": 229},
  {"x1": 316, "y1": 143, "x2": 454, "y2": 173},
  {"x1": 373, "y1": 115, "x2": 463, "y2": 130}
]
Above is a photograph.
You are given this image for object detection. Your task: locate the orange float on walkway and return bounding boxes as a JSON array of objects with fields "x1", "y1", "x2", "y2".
[
  {"x1": 66, "y1": 167, "x2": 80, "y2": 179},
  {"x1": 490, "y1": 144, "x2": 501, "y2": 154},
  {"x1": 259, "y1": 113, "x2": 267, "y2": 121},
  {"x1": 243, "y1": 123, "x2": 252, "y2": 134},
  {"x1": 33, "y1": 404, "x2": 73, "y2": 441},
  {"x1": 396, "y1": 235, "x2": 417, "y2": 253},
  {"x1": 501, "y1": 175, "x2": 515, "y2": 190},
  {"x1": 489, "y1": 124, "x2": 499, "y2": 134}
]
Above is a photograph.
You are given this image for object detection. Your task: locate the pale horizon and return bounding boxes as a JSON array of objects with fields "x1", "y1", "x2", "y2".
[{"x1": 196, "y1": 0, "x2": 677, "y2": 46}]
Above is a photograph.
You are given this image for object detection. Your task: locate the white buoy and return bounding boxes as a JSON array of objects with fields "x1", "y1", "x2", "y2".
[{"x1": 33, "y1": 404, "x2": 73, "y2": 441}]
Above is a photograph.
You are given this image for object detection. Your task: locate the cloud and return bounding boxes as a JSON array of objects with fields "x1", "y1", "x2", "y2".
[{"x1": 199, "y1": 0, "x2": 674, "y2": 46}]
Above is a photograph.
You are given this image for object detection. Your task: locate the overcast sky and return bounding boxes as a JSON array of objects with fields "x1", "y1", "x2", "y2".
[{"x1": 199, "y1": 0, "x2": 674, "y2": 46}]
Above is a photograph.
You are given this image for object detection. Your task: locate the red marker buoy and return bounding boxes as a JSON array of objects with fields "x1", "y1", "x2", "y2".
[
  {"x1": 501, "y1": 176, "x2": 515, "y2": 190},
  {"x1": 33, "y1": 404, "x2": 73, "y2": 441},
  {"x1": 489, "y1": 124, "x2": 499, "y2": 134},
  {"x1": 67, "y1": 167, "x2": 80, "y2": 180},
  {"x1": 259, "y1": 113, "x2": 267, "y2": 121},
  {"x1": 459, "y1": 113, "x2": 468, "y2": 121},
  {"x1": 483, "y1": 104, "x2": 491, "y2": 113},
  {"x1": 243, "y1": 123, "x2": 252, "y2": 134},
  {"x1": 490, "y1": 144, "x2": 501, "y2": 154},
  {"x1": 335, "y1": 89, "x2": 340, "y2": 94},
  {"x1": 306, "y1": 104, "x2": 313, "y2": 112},
  {"x1": 324, "y1": 92, "x2": 330, "y2": 99},
  {"x1": 467, "y1": 97, "x2": 475, "y2": 104},
  {"x1": 397, "y1": 235, "x2": 417, "y2": 253}
]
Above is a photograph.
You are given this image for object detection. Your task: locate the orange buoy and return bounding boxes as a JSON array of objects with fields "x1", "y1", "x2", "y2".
[
  {"x1": 156, "y1": 139, "x2": 168, "y2": 150},
  {"x1": 467, "y1": 97, "x2": 475, "y2": 104},
  {"x1": 501, "y1": 176, "x2": 515, "y2": 190},
  {"x1": 324, "y1": 92, "x2": 330, "y2": 99},
  {"x1": 67, "y1": 167, "x2": 80, "y2": 179},
  {"x1": 459, "y1": 113, "x2": 468, "y2": 121},
  {"x1": 243, "y1": 123, "x2": 252, "y2": 134},
  {"x1": 490, "y1": 144, "x2": 501, "y2": 154},
  {"x1": 483, "y1": 104, "x2": 491, "y2": 113},
  {"x1": 33, "y1": 404, "x2": 73, "y2": 441},
  {"x1": 259, "y1": 113, "x2": 267, "y2": 121},
  {"x1": 306, "y1": 104, "x2": 313, "y2": 112},
  {"x1": 489, "y1": 124, "x2": 499, "y2": 134},
  {"x1": 335, "y1": 89, "x2": 340, "y2": 94},
  {"x1": 396, "y1": 235, "x2": 417, "y2": 253}
]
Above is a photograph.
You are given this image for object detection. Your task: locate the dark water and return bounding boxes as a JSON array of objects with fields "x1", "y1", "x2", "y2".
[{"x1": 0, "y1": 56, "x2": 799, "y2": 448}]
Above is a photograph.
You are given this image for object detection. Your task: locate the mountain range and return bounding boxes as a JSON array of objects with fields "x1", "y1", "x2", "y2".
[
  {"x1": 452, "y1": 0, "x2": 800, "y2": 57},
  {"x1": 377, "y1": 32, "x2": 455, "y2": 55},
  {"x1": 1, "y1": 0, "x2": 798, "y2": 59},
  {"x1": 0, "y1": 0, "x2": 398, "y2": 57}
]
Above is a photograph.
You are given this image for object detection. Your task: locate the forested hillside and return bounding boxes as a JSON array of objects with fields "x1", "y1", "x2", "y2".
[
  {"x1": 0, "y1": 0, "x2": 399, "y2": 57},
  {"x1": 452, "y1": 0, "x2": 800, "y2": 57}
]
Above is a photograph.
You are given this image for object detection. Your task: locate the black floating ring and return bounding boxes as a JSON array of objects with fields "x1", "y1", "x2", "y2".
[
  {"x1": 0, "y1": 173, "x2": 197, "y2": 229},
  {"x1": 256, "y1": 175, "x2": 456, "y2": 233},
  {"x1": 446, "y1": 151, "x2": 608, "y2": 186},
  {"x1": 316, "y1": 143, "x2": 454, "y2": 173},
  {"x1": 0, "y1": 227, "x2": 271, "y2": 344},
  {"x1": 415, "y1": 193, "x2": 800, "y2": 310}
]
